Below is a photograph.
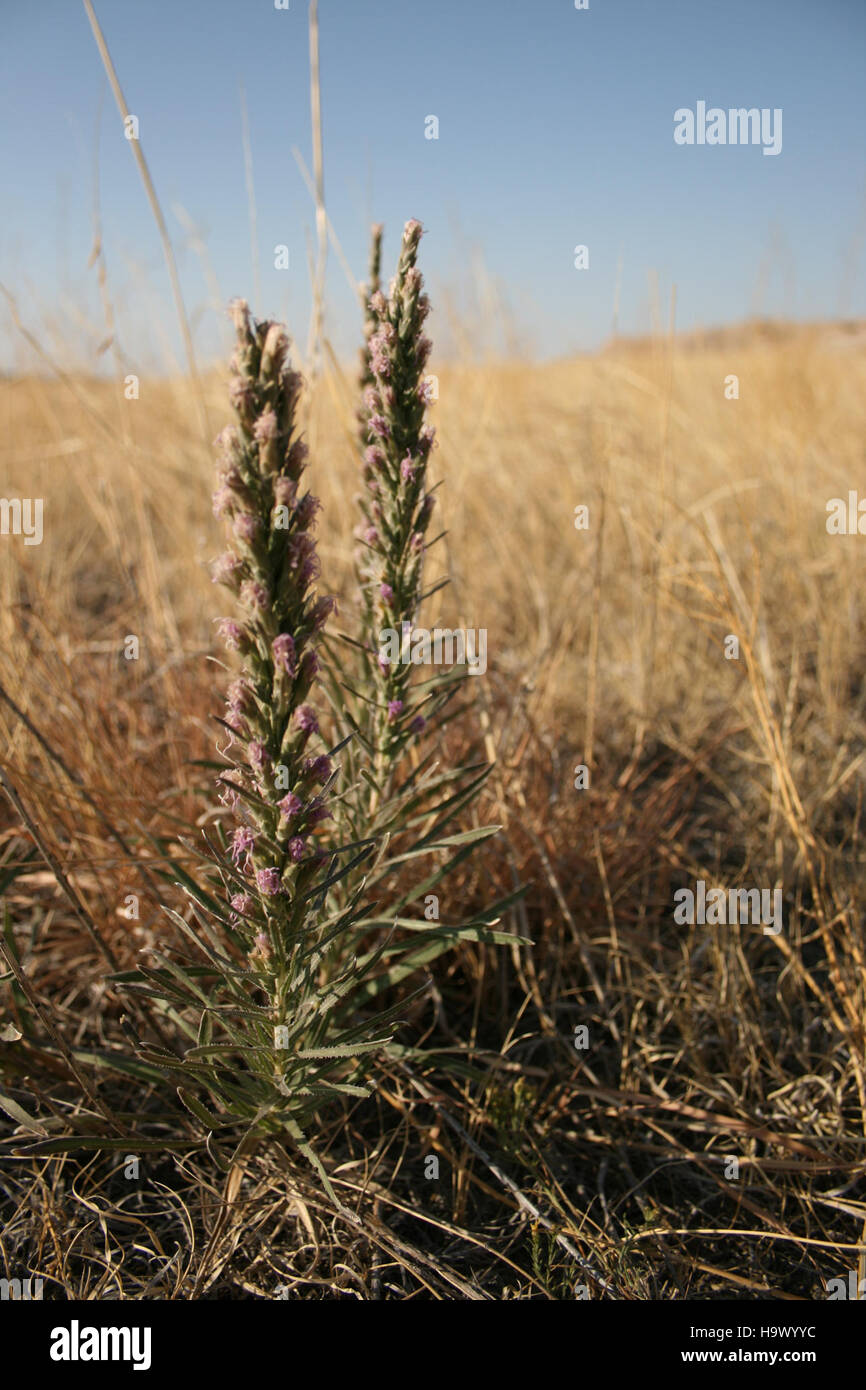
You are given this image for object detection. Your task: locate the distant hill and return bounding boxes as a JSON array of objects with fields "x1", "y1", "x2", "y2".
[{"x1": 600, "y1": 317, "x2": 866, "y2": 356}]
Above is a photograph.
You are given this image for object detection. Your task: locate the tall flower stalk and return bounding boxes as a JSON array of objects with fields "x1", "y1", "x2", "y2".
[
  {"x1": 357, "y1": 222, "x2": 383, "y2": 452},
  {"x1": 212, "y1": 299, "x2": 335, "y2": 970},
  {"x1": 123, "y1": 302, "x2": 409, "y2": 1193},
  {"x1": 355, "y1": 220, "x2": 438, "y2": 804}
]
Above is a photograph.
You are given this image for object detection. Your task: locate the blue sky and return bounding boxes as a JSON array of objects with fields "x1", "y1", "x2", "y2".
[{"x1": 1, "y1": 0, "x2": 864, "y2": 370}]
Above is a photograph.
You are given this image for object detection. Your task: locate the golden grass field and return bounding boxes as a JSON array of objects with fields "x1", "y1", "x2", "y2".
[{"x1": 2, "y1": 320, "x2": 866, "y2": 1298}]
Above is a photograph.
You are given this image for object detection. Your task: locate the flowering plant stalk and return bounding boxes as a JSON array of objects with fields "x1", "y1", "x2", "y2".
[
  {"x1": 319, "y1": 223, "x2": 523, "y2": 983},
  {"x1": 113, "y1": 304, "x2": 432, "y2": 1196},
  {"x1": 354, "y1": 219, "x2": 442, "y2": 804},
  {"x1": 12, "y1": 271, "x2": 525, "y2": 1193}
]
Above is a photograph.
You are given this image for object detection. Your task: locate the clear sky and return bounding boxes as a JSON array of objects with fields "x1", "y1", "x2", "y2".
[{"x1": 1, "y1": 0, "x2": 864, "y2": 371}]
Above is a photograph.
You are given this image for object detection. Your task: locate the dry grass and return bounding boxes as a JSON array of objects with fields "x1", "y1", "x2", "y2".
[{"x1": 2, "y1": 320, "x2": 866, "y2": 1299}]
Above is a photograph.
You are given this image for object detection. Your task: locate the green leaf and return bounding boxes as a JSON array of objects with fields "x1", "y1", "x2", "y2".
[
  {"x1": 177, "y1": 1088, "x2": 227, "y2": 1130},
  {"x1": 0, "y1": 1090, "x2": 47, "y2": 1135}
]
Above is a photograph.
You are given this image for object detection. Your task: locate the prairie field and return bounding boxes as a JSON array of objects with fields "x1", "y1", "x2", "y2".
[{"x1": 2, "y1": 318, "x2": 866, "y2": 1300}]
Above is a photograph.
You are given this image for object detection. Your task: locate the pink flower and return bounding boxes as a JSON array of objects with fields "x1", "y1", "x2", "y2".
[
  {"x1": 287, "y1": 836, "x2": 306, "y2": 862},
  {"x1": 231, "y1": 825, "x2": 256, "y2": 867},
  {"x1": 309, "y1": 596, "x2": 337, "y2": 632},
  {"x1": 371, "y1": 351, "x2": 391, "y2": 378},
  {"x1": 364, "y1": 445, "x2": 386, "y2": 471},
  {"x1": 295, "y1": 705, "x2": 319, "y2": 734},
  {"x1": 387, "y1": 699, "x2": 403, "y2": 724},
  {"x1": 288, "y1": 439, "x2": 309, "y2": 471},
  {"x1": 212, "y1": 486, "x2": 235, "y2": 519},
  {"x1": 295, "y1": 492, "x2": 321, "y2": 527},
  {"x1": 253, "y1": 409, "x2": 278, "y2": 443},
  {"x1": 400, "y1": 455, "x2": 416, "y2": 483},
  {"x1": 217, "y1": 618, "x2": 243, "y2": 650},
  {"x1": 380, "y1": 582, "x2": 394, "y2": 605},
  {"x1": 300, "y1": 554, "x2": 321, "y2": 584},
  {"x1": 278, "y1": 792, "x2": 302, "y2": 821},
  {"x1": 272, "y1": 633, "x2": 297, "y2": 676},
  {"x1": 227, "y1": 678, "x2": 252, "y2": 715},
  {"x1": 234, "y1": 513, "x2": 260, "y2": 543},
  {"x1": 273, "y1": 476, "x2": 297, "y2": 508},
  {"x1": 211, "y1": 551, "x2": 242, "y2": 585},
  {"x1": 287, "y1": 533, "x2": 315, "y2": 570},
  {"x1": 248, "y1": 740, "x2": 268, "y2": 773},
  {"x1": 256, "y1": 867, "x2": 282, "y2": 895},
  {"x1": 240, "y1": 579, "x2": 268, "y2": 611},
  {"x1": 303, "y1": 754, "x2": 331, "y2": 784},
  {"x1": 231, "y1": 893, "x2": 253, "y2": 916},
  {"x1": 213, "y1": 425, "x2": 238, "y2": 453},
  {"x1": 228, "y1": 377, "x2": 254, "y2": 415},
  {"x1": 369, "y1": 414, "x2": 390, "y2": 439}
]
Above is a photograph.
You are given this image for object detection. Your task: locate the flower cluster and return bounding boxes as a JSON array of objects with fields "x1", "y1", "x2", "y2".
[
  {"x1": 356, "y1": 220, "x2": 437, "y2": 758},
  {"x1": 213, "y1": 300, "x2": 335, "y2": 950},
  {"x1": 357, "y1": 222, "x2": 383, "y2": 455}
]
